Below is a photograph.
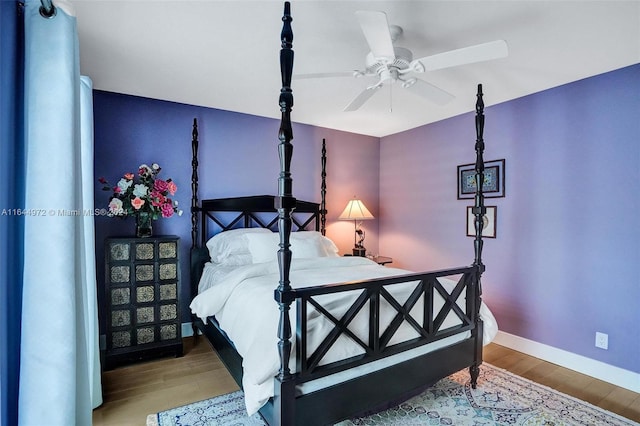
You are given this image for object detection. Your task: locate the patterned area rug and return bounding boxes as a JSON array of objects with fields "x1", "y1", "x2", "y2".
[{"x1": 147, "y1": 363, "x2": 637, "y2": 426}]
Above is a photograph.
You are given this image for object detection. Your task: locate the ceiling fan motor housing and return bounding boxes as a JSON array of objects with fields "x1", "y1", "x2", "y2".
[{"x1": 365, "y1": 46, "x2": 413, "y2": 74}]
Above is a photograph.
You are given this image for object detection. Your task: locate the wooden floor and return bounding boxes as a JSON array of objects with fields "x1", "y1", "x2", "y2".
[{"x1": 93, "y1": 337, "x2": 640, "y2": 425}]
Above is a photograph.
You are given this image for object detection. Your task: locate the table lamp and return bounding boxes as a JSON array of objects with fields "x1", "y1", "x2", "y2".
[{"x1": 339, "y1": 197, "x2": 374, "y2": 257}]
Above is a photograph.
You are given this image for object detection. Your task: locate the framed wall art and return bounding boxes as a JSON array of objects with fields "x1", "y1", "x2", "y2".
[
  {"x1": 466, "y1": 205, "x2": 496, "y2": 238},
  {"x1": 457, "y1": 159, "x2": 505, "y2": 199}
]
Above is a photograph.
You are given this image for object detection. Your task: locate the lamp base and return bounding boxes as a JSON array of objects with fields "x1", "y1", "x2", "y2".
[{"x1": 352, "y1": 247, "x2": 366, "y2": 257}]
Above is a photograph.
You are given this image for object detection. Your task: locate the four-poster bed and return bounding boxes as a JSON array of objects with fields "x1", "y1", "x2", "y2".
[{"x1": 189, "y1": 3, "x2": 495, "y2": 425}]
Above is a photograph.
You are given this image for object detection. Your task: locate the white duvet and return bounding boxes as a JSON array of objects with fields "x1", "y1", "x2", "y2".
[{"x1": 190, "y1": 256, "x2": 498, "y2": 416}]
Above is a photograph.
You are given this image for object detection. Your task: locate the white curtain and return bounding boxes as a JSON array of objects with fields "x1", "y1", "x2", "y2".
[{"x1": 19, "y1": 1, "x2": 102, "y2": 424}]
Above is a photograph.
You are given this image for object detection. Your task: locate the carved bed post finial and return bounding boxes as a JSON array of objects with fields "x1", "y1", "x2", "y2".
[
  {"x1": 470, "y1": 83, "x2": 486, "y2": 387},
  {"x1": 275, "y1": 0, "x2": 296, "y2": 390},
  {"x1": 273, "y1": 3, "x2": 297, "y2": 424},
  {"x1": 473, "y1": 84, "x2": 485, "y2": 272},
  {"x1": 320, "y1": 139, "x2": 327, "y2": 235},
  {"x1": 191, "y1": 118, "x2": 199, "y2": 249}
]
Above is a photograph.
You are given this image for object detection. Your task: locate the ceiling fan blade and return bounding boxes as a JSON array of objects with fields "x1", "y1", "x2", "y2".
[
  {"x1": 343, "y1": 86, "x2": 380, "y2": 112},
  {"x1": 411, "y1": 40, "x2": 508, "y2": 72},
  {"x1": 355, "y1": 10, "x2": 395, "y2": 62},
  {"x1": 293, "y1": 72, "x2": 355, "y2": 80},
  {"x1": 405, "y1": 79, "x2": 455, "y2": 106}
]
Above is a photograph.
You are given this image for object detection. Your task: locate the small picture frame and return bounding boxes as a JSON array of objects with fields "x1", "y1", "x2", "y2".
[
  {"x1": 466, "y1": 206, "x2": 497, "y2": 238},
  {"x1": 457, "y1": 159, "x2": 505, "y2": 199}
]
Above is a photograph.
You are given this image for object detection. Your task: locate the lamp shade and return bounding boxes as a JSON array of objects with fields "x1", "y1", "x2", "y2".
[{"x1": 338, "y1": 198, "x2": 374, "y2": 221}]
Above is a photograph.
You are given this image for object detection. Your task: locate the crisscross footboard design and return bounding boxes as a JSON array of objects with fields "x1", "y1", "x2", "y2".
[{"x1": 294, "y1": 266, "x2": 480, "y2": 383}]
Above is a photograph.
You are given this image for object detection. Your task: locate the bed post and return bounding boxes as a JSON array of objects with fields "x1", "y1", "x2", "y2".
[
  {"x1": 273, "y1": 2, "x2": 296, "y2": 425},
  {"x1": 320, "y1": 138, "x2": 327, "y2": 235},
  {"x1": 470, "y1": 84, "x2": 486, "y2": 388},
  {"x1": 191, "y1": 118, "x2": 199, "y2": 249},
  {"x1": 190, "y1": 118, "x2": 200, "y2": 340}
]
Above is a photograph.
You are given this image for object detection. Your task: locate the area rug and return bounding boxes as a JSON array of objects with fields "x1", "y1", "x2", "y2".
[{"x1": 147, "y1": 363, "x2": 637, "y2": 425}]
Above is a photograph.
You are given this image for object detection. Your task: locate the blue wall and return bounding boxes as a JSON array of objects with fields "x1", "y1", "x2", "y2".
[
  {"x1": 92, "y1": 91, "x2": 380, "y2": 332},
  {"x1": 380, "y1": 64, "x2": 640, "y2": 373}
]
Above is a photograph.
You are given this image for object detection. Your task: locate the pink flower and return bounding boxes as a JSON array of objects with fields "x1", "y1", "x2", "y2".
[
  {"x1": 98, "y1": 177, "x2": 107, "y2": 184},
  {"x1": 154, "y1": 179, "x2": 169, "y2": 193},
  {"x1": 131, "y1": 197, "x2": 145, "y2": 210},
  {"x1": 113, "y1": 186, "x2": 121, "y2": 194},
  {"x1": 167, "y1": 181, "x2": 177, "y2": 195},
  {"x1": 150, "y1": 190, "x2": 166, "y2": 207},
  {"x1": 124, "y1": 173, "x2": 134, "y2": 180},
  {"x1": 161, "y1": 203, "x2": 174, "y2": 218}
]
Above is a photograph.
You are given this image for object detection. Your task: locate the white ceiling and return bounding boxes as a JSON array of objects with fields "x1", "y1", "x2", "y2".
[{"x1": 69, "y1": 0, "x2": 640, "y2": 137}]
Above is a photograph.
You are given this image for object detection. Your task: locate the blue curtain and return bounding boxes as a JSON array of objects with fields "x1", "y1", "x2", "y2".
[
  {"x1": 1, "y1": 1, "x2": 102, "y2": 424},
  {"x1": 1, "y1": 1, "x2": 25, "y2": 426}
]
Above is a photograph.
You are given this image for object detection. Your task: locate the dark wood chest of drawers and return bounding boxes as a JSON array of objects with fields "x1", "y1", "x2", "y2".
[{"x1": 104, "y1": 236, "x2": 183, "y2": 369}]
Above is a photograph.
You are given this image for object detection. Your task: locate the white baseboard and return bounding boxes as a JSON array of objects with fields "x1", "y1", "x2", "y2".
[{"x1": 493, "y1": 331, "x2": 640, "y2": 394}]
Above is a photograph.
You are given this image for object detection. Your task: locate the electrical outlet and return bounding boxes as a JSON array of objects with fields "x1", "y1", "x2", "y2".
[{"x1": 595, "y1": 332, "x2": 608, "y2": 350}]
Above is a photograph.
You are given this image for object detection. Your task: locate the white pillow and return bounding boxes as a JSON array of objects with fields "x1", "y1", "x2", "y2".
[
  {"x1": 320, "y1": 235, "x2": 339, "y2": 257},
  {"x1": 246, "y1": 232, "x2": 330, "y2": 263},
  {"x1": 293, "y1": 231, "x2": 340, "y2": 257},
  {"x1": 292, "y1": 234, "x2": 329, "y2": 258},
  {"x1": 205, "y1": 228, "x2": 272, "y2": 264}
]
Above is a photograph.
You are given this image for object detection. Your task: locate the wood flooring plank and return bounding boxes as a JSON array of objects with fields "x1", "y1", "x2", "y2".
[{"x1": 600, "y1": 389, "x2": 640, "y2": 423}]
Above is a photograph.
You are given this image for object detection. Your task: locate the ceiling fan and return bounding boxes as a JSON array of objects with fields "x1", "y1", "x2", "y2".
[{"x1": 295, "y1": 10, "x2": 508, "y2": 112}]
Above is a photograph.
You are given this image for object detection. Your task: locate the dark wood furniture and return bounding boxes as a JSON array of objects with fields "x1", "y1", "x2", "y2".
[
  {"x1": 189, "y1": 3, "x2": 488, "y2": 425},
  {"x1": 104, "y1": 236, "x2": 183, "y2": 369},
  {"x1": 371, "y1": 255, "x2": 393, "y2": 265},
  {"x1": 344, "y1": 254, "x2": 392, "y2": 265}
]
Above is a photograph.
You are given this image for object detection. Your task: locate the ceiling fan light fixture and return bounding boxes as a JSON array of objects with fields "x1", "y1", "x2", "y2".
[
  {"x1": 401, "y1": 78, "x2": 417, "y2": 89},
  {"x1": 411, "y1": 61, "x2": 426, "y2": 73}
]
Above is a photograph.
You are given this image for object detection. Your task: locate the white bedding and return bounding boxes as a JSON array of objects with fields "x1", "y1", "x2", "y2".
[{"x1": 190, "y1": 256, "x2": 498, "y2": 416}]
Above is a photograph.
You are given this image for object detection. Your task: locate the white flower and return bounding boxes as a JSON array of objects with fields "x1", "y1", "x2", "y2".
[
  {"x1": 117, "y1": 178, "x2": 132, "y2": 192},
  {"x1": 108, "y1": 198, "x2": 124, "y2": 216},
  {"x1": 133, "y1": 184, "x2": 148, "y2": 197},
  {"x1": 138, "y1": 164, "x2": 152, "y2": 176},
  {"x1": 152, "y1": 163, "x2": 160, "y2": 170}
]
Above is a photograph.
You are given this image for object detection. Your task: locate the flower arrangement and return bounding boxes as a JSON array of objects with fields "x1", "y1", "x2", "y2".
[{"x1": 99, "y1": 163, "x2": 182, "y2": 220}]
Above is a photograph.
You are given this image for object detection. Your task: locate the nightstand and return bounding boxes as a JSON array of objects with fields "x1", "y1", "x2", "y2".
[
  {"x1": 370, "y1": 255, "x2": 393, "y2": 266},
  {"x1": 104, "y1": 236, "x2": 183, "y2": 369}
]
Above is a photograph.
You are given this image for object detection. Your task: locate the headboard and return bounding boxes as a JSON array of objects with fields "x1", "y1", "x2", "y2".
[
  {"x1": 196, "y1": 195, "x2": 322, "y2": 247},
  {"x1": 189, "y1": 195, "x2": 323, "y2": 308}
]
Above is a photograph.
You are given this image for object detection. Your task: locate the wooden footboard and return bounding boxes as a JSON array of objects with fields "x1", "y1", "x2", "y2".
[
  {"x1": 264, "y1": 265, "x2": 483, "y2": 426},
  {"x1": 295, "y1": 267, "x2": 479, "y2": 381}
]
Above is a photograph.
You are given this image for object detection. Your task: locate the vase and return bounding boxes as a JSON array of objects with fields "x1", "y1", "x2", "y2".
[{"x1": 136, "y1": 212, "x2": 153, "y2": 238}]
